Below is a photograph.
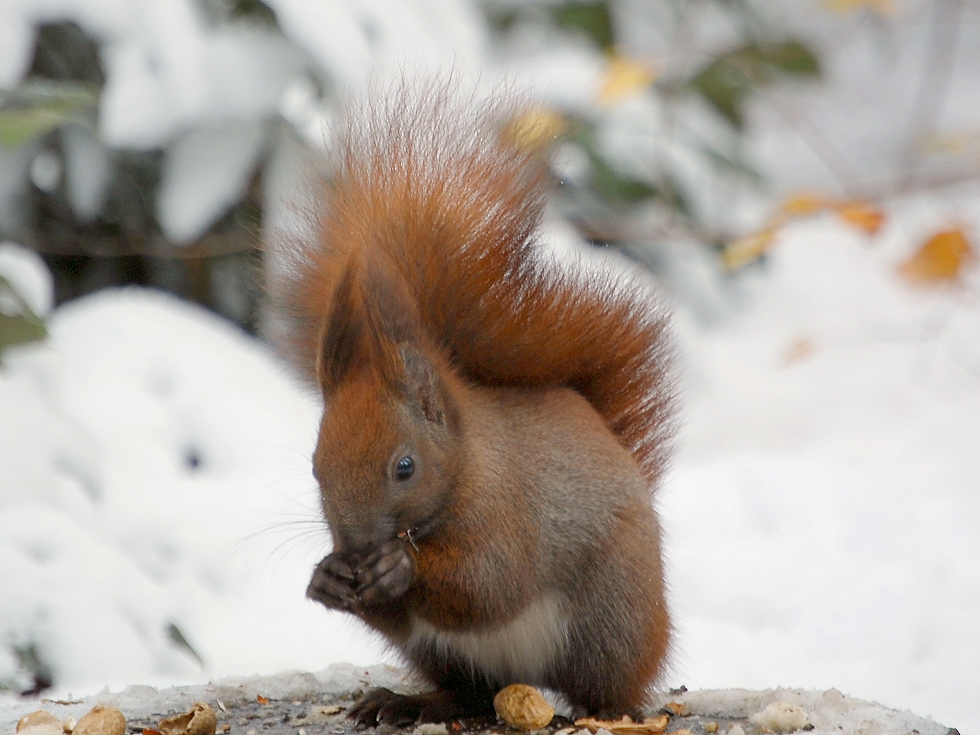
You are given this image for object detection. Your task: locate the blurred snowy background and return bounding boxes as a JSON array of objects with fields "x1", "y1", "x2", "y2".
[{"x1": 0, "y1": 0, "x2": 978, "y2": 733}]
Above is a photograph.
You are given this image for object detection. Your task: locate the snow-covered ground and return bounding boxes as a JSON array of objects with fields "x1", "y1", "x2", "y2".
[
  {"x1": 662, "y1": 193, "x2": 980, "y2": 732},
  {"x1": 1, "y1": 189, "x2": 978, "y2": 732}
]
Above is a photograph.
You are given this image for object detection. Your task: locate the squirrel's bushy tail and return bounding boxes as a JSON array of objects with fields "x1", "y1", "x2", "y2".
[{"x1": 280, "y1": 81, "x2": 674, "y2": 486}]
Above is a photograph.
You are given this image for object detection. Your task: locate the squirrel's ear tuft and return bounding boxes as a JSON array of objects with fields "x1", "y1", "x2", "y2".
[
  {"x1": 318, "y1": 262, "x2": 366, "y2": 389},
  {"x1": 399, "y1": 343, "x2": 447, "y2": 425}
]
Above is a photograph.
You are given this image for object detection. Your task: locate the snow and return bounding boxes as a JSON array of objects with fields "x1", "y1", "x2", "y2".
[
  {"x1": 157, "y1": 121, "x2": 267, "y2": 243},
  {"x1": 660, "y1": 201, "x2": 980, "y2": 732},
  {"x1": 0, "y1": 243, "x2": 53, "y2": 317},
  {"x1": 0, "y1": 284, "x2": 388, "y2": 696},
  {"x1": 60, "y1": 125, "x2": 111, "y2": 224}
]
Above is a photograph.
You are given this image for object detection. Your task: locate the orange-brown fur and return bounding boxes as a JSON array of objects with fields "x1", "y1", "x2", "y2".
[{"x1": 279, "y1": 82, "x2": 675, "y2": 722}]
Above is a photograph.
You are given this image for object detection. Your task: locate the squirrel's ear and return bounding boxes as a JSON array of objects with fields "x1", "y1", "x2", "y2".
[
  {"x1": 398, "y1": 343, "x2": 447, "y2": 425},
  {"x1": 318, "y1": 263, "x2": 365, "y2": 389}
]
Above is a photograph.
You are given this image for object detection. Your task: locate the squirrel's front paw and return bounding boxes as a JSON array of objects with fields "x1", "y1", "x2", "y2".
[
  {"x1": 307, "y1": 552, "x2": 361, "y2": 612},
  {"x1": 354, "y1": 540, "x2": 415, "y2": 606}
]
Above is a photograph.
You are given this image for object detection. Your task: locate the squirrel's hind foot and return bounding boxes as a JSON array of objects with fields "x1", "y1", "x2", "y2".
[{"x1": 349, "y1": 688, "x2": 494, "y2": 727}]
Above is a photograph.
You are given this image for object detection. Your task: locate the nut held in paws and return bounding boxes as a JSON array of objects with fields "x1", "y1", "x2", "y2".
[
  {"x1": 493, "y1": 684, "x2": 554, "y2": 730},
  {"x1": 73, "y1": 705, "x2": 126, "y2": 735}
]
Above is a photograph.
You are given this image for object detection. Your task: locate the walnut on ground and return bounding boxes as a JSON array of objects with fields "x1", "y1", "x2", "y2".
[{"x1": 493, "y1": 685, "x2": 554, "y2": 731}]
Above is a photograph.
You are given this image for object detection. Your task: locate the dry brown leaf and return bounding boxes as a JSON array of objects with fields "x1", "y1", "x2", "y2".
[
  {"x1": 723, "y1": 229, "x2": 778, "y2": 270},
  {"x1": 836, "y1": 200, "x2": 885, "y2": 236},
  {"x1": 573, "y1": 715, "x2": 668, "y2": 735},
  {"x1": 256, "y1": 695, "x2": 269, "y2": 705},
  {"x1": 159, "y1": 703, "x2": 217, "y2": 735},
  {"x1": 493, "y1": 684, "x2": 554, "y2": 731},
  {"x1": 898, "y1": 228, "x2": 975, "y2": 284},
  {"x1": 598, "y1": 56, "x2": 658, "y2": 106},
  {"x1": 74, "y1": 706, "x2": 126, "y2": 735}
]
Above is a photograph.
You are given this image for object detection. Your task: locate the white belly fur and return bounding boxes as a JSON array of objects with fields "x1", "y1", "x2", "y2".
[{"x1": 406, "y1": 595, "x2": 568, "y2": 684}]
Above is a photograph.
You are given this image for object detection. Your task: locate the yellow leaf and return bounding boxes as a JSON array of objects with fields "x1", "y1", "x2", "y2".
[
  {"x1": 836, "y1": 200, "x2": 885, "y2": 235},
  {"x1": 779, "y1": 192, "x2": 833, "y2": 217},
  {"x1": 501, "y1": 107, "x2": 567, "y2": 151},
  {"x1": 597, "y1": 56, "x2": 658, "y2": 106},
  {"x1": 825, "y1": 0, "x2": 896, "y2": 16},
  {"x1": 722, "y1": 229, "x2": 778, "y2": 270},
  {"x1": 898, "y1": 228, "x2": 975, "y2": 284}
]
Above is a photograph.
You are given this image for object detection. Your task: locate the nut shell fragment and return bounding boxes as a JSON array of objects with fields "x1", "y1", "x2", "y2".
[
  {"x1": 159, "y1": 703, "x2": 217, "y2": 735},
  {"x1": 73, "y1": 705, "x2": 126, "y2": 735},
  {"x1": 574, "y1": 716, "x2": 668, "y2": 735},
  {"x1": 18, "y1": 712, "x2": 62, "y2": 732},
  {"x1": 15, "y1": 723, "x2": 63, "y2": 735},
  {"x1": 493, "y1": 684, "x2": 554, "y2": 730}
]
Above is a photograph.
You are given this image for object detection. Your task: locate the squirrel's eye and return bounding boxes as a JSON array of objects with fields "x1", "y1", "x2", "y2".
[{"x1": 395, "y1": 456, "x2": 415, "y2": 481}]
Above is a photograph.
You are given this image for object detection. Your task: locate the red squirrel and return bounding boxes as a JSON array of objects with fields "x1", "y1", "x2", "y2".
[{"x1": 279, "y1": 83, "x2": 675, "y2": 726}]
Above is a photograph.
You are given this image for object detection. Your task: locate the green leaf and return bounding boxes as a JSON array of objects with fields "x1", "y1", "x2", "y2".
[
  {"x1": 0, "y1": 79, "x2": 97, "y2": 148},
  {"x1": 227, "y1": 0, "x2": 278, "y2": 26},
  {"x1": 690, "y1": 59, "x2": 754, "y2": 128},
  {"x1": 689, "y1": 39, "x2": 820, "y2": 128},
  {"x1": 590, "y1": 155, "x2": 658, "y2": 203},
  {"x1": 755, "y1": 40, "x2": 820, "y2": 77},
  {"x1": 0, "y1": 275, "x2": 47, "y2": 356},
  {"x1": 569, "y1": 127, "x2": 658, "y2": 205},
  {"x1": 551, "y1": 1, "x2": 614, "y2": 51},
  {"x1": 0, "y1": 109, "x2": 66, "y2": 147}
]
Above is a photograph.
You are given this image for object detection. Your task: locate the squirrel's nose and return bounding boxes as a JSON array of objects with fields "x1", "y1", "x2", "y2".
[{"x1": 339, "y1": 515, "x2": 396, "y2": 553}]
